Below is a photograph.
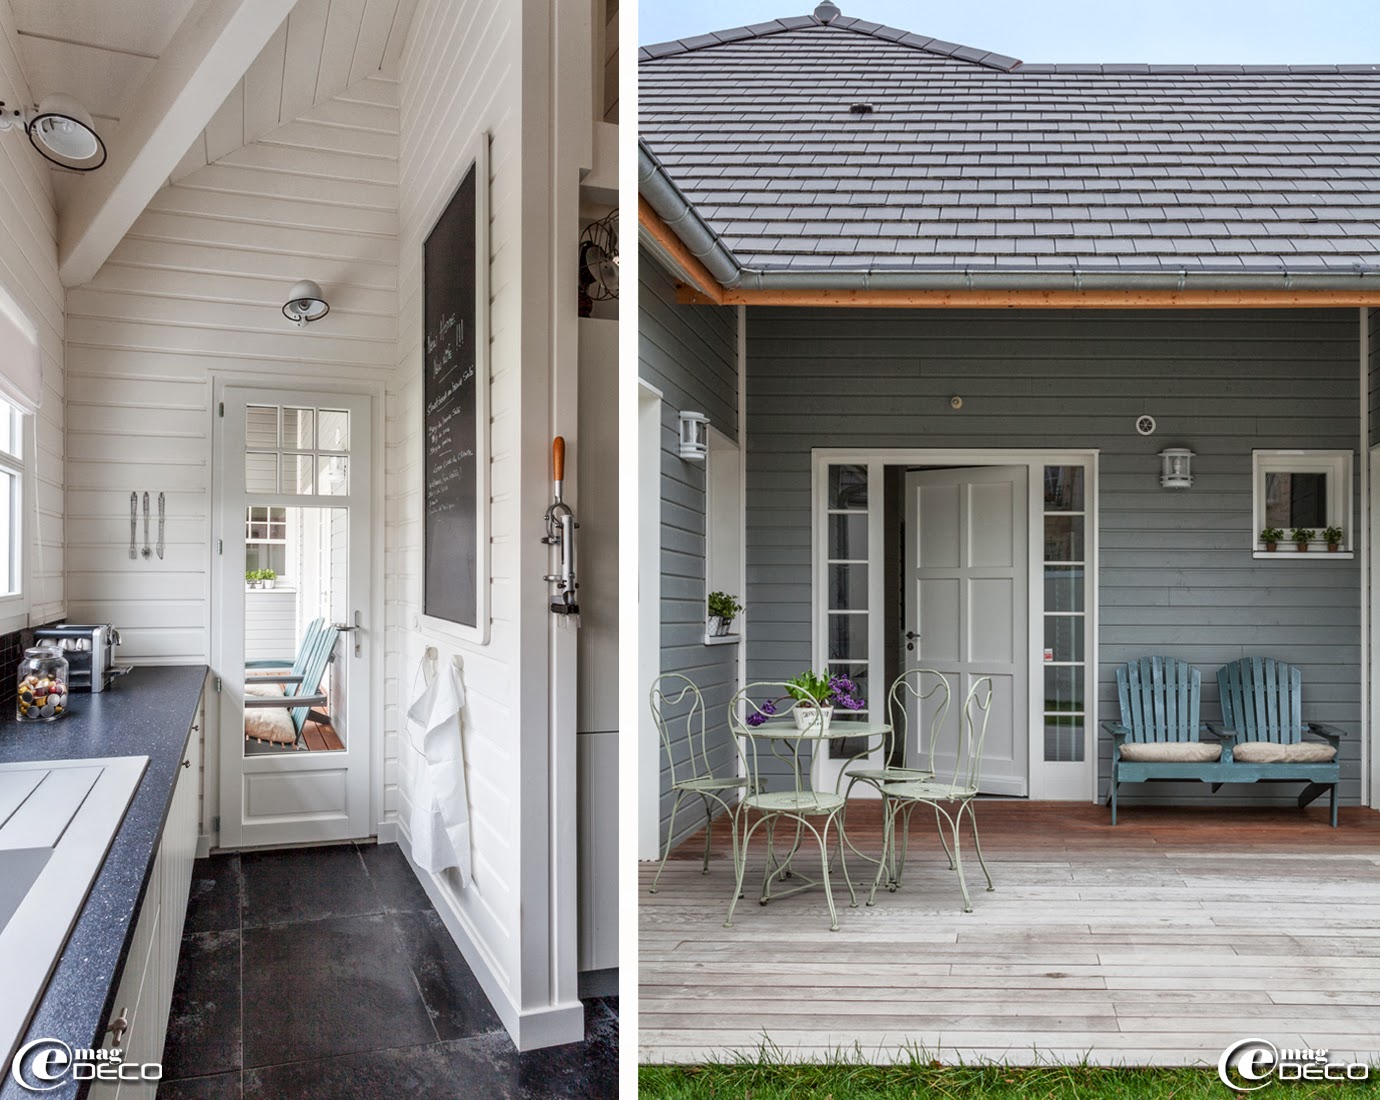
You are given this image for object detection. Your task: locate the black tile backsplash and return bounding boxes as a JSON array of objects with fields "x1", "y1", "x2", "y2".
[{"x1": 0, "y1": 619, "x2": 68, "y2": 691}]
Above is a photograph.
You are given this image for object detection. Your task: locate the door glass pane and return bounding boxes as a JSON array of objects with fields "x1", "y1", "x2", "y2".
[
  {"x1": 246, "y1": 453, "x2": 278, "y2": 494},
  {"x1": 283, "y1": 408, "x2": 314, "y2": 449},
  {"x1": 1043, "y1": 515, "x2": 1084, "y2": 562},
  {"x1": 827, "y1": 564, "x2": 867, "y2": 609},
  {"x1": 1044, "y1": 666, "x2": 1083, "y2": 714},
  {"x1": 0, "y1": 398, "x2": 17, "y2": 459},
  {"x1": 289, "y1": 454, "x2": 315, "y2": 494},
  {"x1": 246, "y1": 405, "x2": 278, "y2": 447},
  {"x1": 828, "y1": 613, "x2": 867, "y2": 659},
  {"x1": 1264, "y1": 471, "x2": 1327, "y2": 529},
  {"x1": 828, "y1": 513, "x2": 867, "y2": 559},
  {"x1": 317, "y1": 455, "x2": 349, "y2": 495},
  {"x1": 1043, "y1": 616, "x2": 1084, "y2": 663},
  {"x1": 318, "y1": 410, "x2": 350, "y2": 452},
  {"x1": 1045, "y1": 566, "x2": 1084, "y2": 611},
  {"x1": 245, "y1": 507, "x2": 348, "y2": 756},
  {"x1": 828, "y1": 464, "x2": 868, "y2": 510},
  {"x1": 0, "y1": 468, "x2": 13, "y2": 594},
  {"x1": 1044, "y1": 717, "x2": 1085, "y2": 763},
  {"x1": 1043, "y1": 466, "x2": 1084, "y2": 512}
]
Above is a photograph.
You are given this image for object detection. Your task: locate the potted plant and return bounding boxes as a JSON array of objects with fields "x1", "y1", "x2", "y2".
[
  {"x1": 1260, "y1": 527, "x2": 1284, "y2": 552},
  {"x1": 259, "y1": 568, "x2": 277, "y2": 590},
  {"x1": 1291, "y1": 527, "x2": 1315, "y2": 553},
  {"x1": 706, "y1": 590, "x2": 743, "y2": 636},
  {"x1": 746, "y1": 672, "x2": 867, "y2": 731},
  {"x1": 1323, "y1": 526, "x2": 1344, "y2": 552},
  {"x1": 245, "y1": 569, "x2": 261, "y2": 589}
]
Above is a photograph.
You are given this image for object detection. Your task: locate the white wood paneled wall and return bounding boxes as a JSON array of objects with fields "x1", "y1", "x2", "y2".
[
  {"x1": 0, "y1": 2, "x2": 64, "y2": 627},
  {"x1": 389, "y1": 0, "x2": 525, "y2": 1025},
  {"x1": 63, "y1": 76, "x2": 398, "y2": 668}
]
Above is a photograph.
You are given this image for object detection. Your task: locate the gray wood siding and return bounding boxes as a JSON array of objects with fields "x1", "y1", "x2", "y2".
[
  {"x1": 1369, "y1": 308, "x2": 1379, "y2": 448},
  {"x1": 745, "y1": 307, "x2": 1362, "y2": 805},
  {"x1": 639, "y1": 250, "x2": 740, "y2": 847}
]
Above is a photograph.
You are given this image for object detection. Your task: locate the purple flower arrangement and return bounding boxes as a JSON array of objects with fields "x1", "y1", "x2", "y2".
[{"x1": 745, "y1": 671, "x2": 866, "y2": 726}]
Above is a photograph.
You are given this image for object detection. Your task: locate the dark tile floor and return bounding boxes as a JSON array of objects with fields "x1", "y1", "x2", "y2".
[{"x1": 160, "y1": 843, "x2": 618, "y2": 1100}]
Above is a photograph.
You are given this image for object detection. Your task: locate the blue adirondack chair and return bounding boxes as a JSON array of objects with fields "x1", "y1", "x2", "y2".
[
  {"x1": 1212, "y1": 657, "x2": 1343, "y2": 827},
  {"x1": 1103, "y1": 656, "x2": 1220, "y2": 825},
  {"x1": 244, "y1": 623, "x2": 340, "y2": 748}
]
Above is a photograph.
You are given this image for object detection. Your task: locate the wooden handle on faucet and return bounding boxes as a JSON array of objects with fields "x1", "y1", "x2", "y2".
[{"x1": 552, "y1": 436, "x2": 565, "y2": 481}]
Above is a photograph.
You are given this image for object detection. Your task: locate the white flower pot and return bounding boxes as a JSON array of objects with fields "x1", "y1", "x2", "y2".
[
  {"x1": 707, "y1": 615, "x2": 722, "y2": 636},
  {"x1": 793, "y1": 705, "x2": 833, "y2": 731},
  {"x1": 263, "y1": 578, "x2": 275, "y2": 589}
]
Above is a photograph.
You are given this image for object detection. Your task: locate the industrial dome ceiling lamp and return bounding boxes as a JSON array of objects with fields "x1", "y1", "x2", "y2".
[{"x1": 0, "y1": 93, "x2": 107, "y2": 171}]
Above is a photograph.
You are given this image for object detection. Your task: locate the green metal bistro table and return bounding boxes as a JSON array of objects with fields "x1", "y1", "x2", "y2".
[{"x1": 726, "y1": 717, "x2": 891, "y2": 931}]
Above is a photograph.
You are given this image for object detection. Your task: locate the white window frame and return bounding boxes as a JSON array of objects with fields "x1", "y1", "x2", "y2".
[
  {"x1": 0, "y1": 399, "x2": 29, "y2": 634},
  {"x1": 1252, "y1": 449, "x2": 1354, "y2": 558},
  {"x1": 703, "y1": 426, "x2": 743, "y2": 646}
]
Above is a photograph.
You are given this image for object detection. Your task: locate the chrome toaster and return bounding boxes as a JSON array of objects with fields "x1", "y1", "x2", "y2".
[{"x1": 32, "y1": 624, "x2": 130, "y2": 692}]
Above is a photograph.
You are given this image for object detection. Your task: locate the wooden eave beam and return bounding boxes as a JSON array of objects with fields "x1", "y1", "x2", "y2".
[
  {"x1": 674, "y1": 285, "x2": 1380, "y2": 309},
  {"x1": 638, "y1": 197, "x2": 726, "y2": 305},
  {"x1": 58, "y1": 0, "x2": 299, "y2": 288}
]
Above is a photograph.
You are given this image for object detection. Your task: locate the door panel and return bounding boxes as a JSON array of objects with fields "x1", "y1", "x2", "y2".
[
  {"x1": 906, "y1": 466, "x2": 1028, "y2": 796},
  {"x1": 218, "y1": 388, "x2": 373, "y2": 848}
]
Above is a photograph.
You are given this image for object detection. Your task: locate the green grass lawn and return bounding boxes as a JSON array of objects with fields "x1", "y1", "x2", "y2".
[{"x1": 639, "y1": 1061, "x2": 1376, "y2": 1098}]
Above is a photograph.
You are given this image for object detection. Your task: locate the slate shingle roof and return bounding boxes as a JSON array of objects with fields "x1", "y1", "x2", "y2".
[{"x1": 639, "y1": 13, "x2": 1380, "y2": 282}]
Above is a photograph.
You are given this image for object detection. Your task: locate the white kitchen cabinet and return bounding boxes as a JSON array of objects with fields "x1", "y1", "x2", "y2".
[{"x1": 90, "y1": 694, "x2": 203, "y2": 1099}]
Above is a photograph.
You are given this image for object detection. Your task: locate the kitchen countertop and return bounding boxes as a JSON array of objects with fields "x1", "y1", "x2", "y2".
[{"x1": 0, "y1": 664, "x2": 208, "y2": 1100}]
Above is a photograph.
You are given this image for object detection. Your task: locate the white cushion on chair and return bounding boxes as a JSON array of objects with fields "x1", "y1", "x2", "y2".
[
  {"x1": 245, "y1": 681, "x2": 286, "y2": 698},
  {"x1": 1232, "y1": 741, "x2": 1336, "y2": 764},
  {"x1": 1118, "y1": 741, "x2": 1221, "y2": 763},
  {"x1": 245, "y1": 707, "x2": 297, "y2": 745}
]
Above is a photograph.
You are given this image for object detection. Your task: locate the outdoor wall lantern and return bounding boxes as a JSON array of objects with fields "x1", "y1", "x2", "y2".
[
  {"x1": 0, "y1": 92, "x2": 107, "y2": 171},
  {"x1": 1159, "y1": 448, "x2": 1194, "y2": 489},
  {"x1": 678, "y1": 411, "x2": 709, "y2": 461},
  {"x1": 283, "y1": 280, "x2": 330, "y2": 327}
]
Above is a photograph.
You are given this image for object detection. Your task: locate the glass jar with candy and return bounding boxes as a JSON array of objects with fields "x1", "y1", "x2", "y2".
[{"x1": 17, "y1": 646, "x2": 69, "y2": 721}]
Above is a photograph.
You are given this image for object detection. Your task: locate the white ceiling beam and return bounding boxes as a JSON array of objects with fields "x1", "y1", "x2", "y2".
[{"x1": 57, "y1": 0, "x2": 298, "y2": 287}]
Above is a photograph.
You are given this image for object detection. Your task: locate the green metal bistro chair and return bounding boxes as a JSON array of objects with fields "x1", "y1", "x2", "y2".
[
  {"x1": 648, "y1": 674, "x2": 754, "y2": 894},
  {"x1": 725, "y1": 683, "x2": 858, "y2": 932},
  {"x1": 871, "y1": 677, "x2": 995, "y2": 913}
]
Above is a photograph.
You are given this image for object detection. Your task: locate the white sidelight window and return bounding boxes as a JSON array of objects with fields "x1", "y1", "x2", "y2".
[{"x1": 1252, "y1": 450, "x2": 1353, "y2": 557}]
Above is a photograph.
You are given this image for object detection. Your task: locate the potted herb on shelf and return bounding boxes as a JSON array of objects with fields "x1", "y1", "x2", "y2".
[
  {"x1": 1260, "y1": 527, "x2": 1284, "y2": 552},
  {"x1": 706, "y1": 591, "x2": 743, "y2": 636},
  {"x1": 259, "y1": 568, "x2": 277, "y2": 590},
  {"x1": 1324, "y1": 526, "x2": 1344, "y2": 552},
  {"x1": 1291, "y1": 527, "x2": 1315, "y2": 553},
  {"x1": 245, "y1": 569, "x2": 261, "y2": 589}
]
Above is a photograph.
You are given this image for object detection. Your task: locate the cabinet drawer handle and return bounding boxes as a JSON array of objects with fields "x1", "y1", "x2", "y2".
[
  {"x1": 190, "y1": 724, "x2": 200, "y2": 732},
  {"x1": 106, "y1": 1009, "x2": 129, "y2": 1039},
  {"x1": 181, "y1": 760, "x2": 191, "y2": 769}
]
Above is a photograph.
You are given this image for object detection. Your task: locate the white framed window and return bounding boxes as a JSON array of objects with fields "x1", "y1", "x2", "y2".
[
  {"x1": 0, "y1": 396, "x2": 27, "y2": 632},
  {"x1": 1252, "y1": 450, "x2": 1353, "y2": 557},
  {"x1": 245, "y1": 506, "x2": 289, "y2": 579},
  {"x1": 703, "y1": 426, "x2": 743, "y2": 645}
]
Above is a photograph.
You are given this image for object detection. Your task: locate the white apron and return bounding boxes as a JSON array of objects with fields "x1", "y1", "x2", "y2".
[{"x1": 406, "y1": 660, "x2": 472, "y2": 884}]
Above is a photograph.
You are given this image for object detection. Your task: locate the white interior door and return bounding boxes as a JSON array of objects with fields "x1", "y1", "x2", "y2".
[
  {"x1": 217, "y1": 388, "x2": 373, "y2": 847},
  {"x1": 905, "y1": 466, "x2": 1028, "y2": 795}
]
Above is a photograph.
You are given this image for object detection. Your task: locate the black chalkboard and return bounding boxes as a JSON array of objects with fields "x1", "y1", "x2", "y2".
[{"x1": 423, "y1": 162, "x2": 479, "y2": 627}]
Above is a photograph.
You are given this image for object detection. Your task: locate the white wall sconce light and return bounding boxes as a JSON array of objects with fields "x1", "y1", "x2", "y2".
[
  {"x1": 0, "y1": 93, "x2": 107, "y2": 171},
  {"x1": 678, "y1": 411, "x2": 709, "y2": 461},
  {"x1": 283, "y1": 280, "x2": 329, "y2": 327},
  {"x1": 1159, "y1": 448, "x2": 1194, "y2": 489}
]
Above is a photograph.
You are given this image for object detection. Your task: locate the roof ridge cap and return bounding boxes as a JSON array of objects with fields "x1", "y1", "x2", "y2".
[{"x1": 638, "y1": 12, "x2": 1023, "y2": 71}]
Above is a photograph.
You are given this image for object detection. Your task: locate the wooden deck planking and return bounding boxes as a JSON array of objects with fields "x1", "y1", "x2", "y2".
[{"x1": 640, "y1": 801, "x2": 1380, "y2": 1066}]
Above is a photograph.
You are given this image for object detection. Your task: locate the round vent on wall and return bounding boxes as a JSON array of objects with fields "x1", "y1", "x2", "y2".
[{"x1": 1135, "y1": 414, "x2": 1157, "y2": 437}]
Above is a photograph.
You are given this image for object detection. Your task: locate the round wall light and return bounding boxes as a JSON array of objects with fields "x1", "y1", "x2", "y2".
[{"x1": 283, "y1": 280, "x2": 330, "y2": 327}]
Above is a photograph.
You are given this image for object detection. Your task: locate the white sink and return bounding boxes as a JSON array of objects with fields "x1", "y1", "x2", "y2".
[{"x1": 0, "y1": 756, "x2": 148, "y2": 1067}]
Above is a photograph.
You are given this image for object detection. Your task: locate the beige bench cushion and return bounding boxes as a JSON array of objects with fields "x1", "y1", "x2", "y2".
[
  {"x1": 245, "y1": 681, "x2": 286, "y2": 698},
  {"x1": 1119, "y1": 741, "x2": 1221, "y2": 763},
  {"x1": 1232, "y1": 740, "x2": 1337, "y2": 764}
]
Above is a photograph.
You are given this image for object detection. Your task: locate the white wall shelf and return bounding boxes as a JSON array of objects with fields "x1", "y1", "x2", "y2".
[{"x1": 703, "y1": 632, "x2": 741, "y2": 647}]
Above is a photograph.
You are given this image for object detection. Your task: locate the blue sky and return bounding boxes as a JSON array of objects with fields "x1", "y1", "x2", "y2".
[{"x1": 638, "y1": 1, "x2": 1380, "y2": 63}]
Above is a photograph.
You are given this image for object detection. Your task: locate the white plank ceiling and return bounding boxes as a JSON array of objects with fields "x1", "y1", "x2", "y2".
[{"x1": 9, "y1": 0, "x2": 415, "y2": 206}]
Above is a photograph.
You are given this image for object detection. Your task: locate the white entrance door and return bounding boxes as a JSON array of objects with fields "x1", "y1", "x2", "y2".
[
  {"x1": 217, "y1": 388, "x2": 373, "y2": 847},
  {"x1": 905, "y1": 466, "x2": 1028, "y2": 795}
]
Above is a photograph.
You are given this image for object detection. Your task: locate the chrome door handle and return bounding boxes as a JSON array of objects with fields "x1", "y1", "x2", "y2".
[{"x1": 333, "y1": 612, "x2": 363, "y2": 657}]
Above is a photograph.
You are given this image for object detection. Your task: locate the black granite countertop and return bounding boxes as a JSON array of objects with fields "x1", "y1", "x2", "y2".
[{"x1": 0, "y1": 664, "x2": 208, "y2": 1100}]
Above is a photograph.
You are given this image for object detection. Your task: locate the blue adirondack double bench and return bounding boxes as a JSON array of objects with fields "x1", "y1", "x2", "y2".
[{"x1": 1103, "y1": 656, "x2": 1342, "y2": 827}]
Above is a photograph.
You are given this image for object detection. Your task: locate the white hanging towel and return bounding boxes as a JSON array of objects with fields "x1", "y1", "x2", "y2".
[{"x1": 407, "y1": 659, "x2": 472, "y2": 884}]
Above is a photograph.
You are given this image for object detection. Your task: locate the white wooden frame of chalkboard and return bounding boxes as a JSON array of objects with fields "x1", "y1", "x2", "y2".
[{"x1": 421, "y1": 131, "x2": 490, "y2": 644}]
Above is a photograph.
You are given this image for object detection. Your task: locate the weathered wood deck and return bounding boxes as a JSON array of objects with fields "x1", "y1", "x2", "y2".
[{"x1": 640, "y1": 801, "x2": 1380, "y2": 1066}]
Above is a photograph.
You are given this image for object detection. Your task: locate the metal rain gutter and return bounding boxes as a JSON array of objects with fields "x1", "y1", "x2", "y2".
[{"x1": 638, "y1": 142, "x2": 742, "y2": 288}]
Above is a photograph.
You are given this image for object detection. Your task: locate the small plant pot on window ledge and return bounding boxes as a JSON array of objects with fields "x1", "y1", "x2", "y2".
[
  {"x1": 1264, "y1": 542, "x2": 1278, "y2": 552},
  {"x1": 1295, "y1": 542, "x2": 1309, "y2": 553}
]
